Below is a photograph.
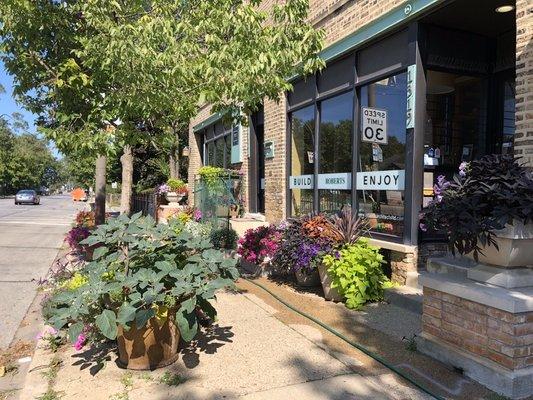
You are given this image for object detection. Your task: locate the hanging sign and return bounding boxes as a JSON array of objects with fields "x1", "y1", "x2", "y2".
[
  {"x1": 361, "y1": 107, "x2": 388, "y2": 144},
  {"x1": 289, "y1": 174, "x2": 313, "y2": 189},
  {"x1": 356, "y1": 170, "x2": 405, "y2": 190},
  {"x1": 317, "y1": 173, "x2": 352, "y2": 190},
  {"x1": 264, "y1": 141, "x2": 274, "y2": 159},
  {"x1": 372, "y1": 144, "x2": 383, "y2": 162}
]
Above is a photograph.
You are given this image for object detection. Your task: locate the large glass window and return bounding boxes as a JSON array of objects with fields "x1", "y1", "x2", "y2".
[
  {"x1": 290, "y1": 105, "x2": 315, "y2": 216},
  {"x1": 202, "y1": 122, "x2": 235, "y2": 169},
  {"x1": 357, "y1": 72, "x2": 407, "y2": 237},
  {"x1": 318, "y1": 91, "x2": 353, "y2": 213}
]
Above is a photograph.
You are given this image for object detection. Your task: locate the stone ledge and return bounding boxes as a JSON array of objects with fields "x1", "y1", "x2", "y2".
[
  {"x1": 419, "y1": 272, "x2": 533, "y2": 313},
  {"x1": 418, "y1": 332, "x2": 533, "y2": 400},
  {"x1": 367, "y1": 238, "x2": 417, "y2": 254}
]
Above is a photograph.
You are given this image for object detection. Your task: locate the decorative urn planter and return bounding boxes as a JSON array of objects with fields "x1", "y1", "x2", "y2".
[
  {"x1": 117, "y1": 314, "x2": 180, "y2": 370},
  {"x1": 465, "y1": 221, "x2": 533, "y2": 268},
  {"x1": 165, "y1": 192, "x2": 184, "y2": 205},
  {"x1": 295, "y1": 268, "x2": 320, "y2": 287},
  {"x1": 317, "y1": 264, "x2": 343, "y2": 302}
]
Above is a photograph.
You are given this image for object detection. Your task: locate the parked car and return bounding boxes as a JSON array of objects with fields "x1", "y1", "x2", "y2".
[{"x1": 15, "y1": 190, "x2": 40, "y2": 205}]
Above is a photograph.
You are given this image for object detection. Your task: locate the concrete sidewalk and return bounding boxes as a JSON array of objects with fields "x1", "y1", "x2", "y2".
[{"x1": 19, "y1": 290, "x2": 430, "y2": 400}]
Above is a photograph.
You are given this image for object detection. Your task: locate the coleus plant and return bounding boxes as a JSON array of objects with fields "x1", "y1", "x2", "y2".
[{"x1": 46, "y1": 213, "x2": 239, "y2": 344}]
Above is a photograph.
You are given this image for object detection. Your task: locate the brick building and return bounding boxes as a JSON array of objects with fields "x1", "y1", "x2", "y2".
[
  {"x1": 188, "y1": 1, "x2": 532, "y2": 396},
  {"x1": 188, "y1": 0, "x2": 531, "y2": 283}
]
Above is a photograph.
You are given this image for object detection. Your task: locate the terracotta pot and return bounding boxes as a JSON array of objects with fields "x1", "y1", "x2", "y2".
[
  {"x1": 117, "y1": 315, "x2": 180, "y2": 370},
  {"x1": 464, "y1": 221, "x2": 533, "y2": 268},
  {"x1": 318, "y1": 264, "x2": 343, "y2": 302},
  {"x1": 295, "y1": 268, "x2": 320, "y2": 287}
]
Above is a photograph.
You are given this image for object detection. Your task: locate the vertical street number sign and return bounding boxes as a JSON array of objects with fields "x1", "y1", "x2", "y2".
[{"x1": 361, "y1": 107, "x2": 388, "y2": 144}]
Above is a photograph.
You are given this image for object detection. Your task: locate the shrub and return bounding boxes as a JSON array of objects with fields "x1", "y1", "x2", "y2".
[
  {"x1": 322, "y1": 239, "x2": 387, "y2": 309},
  {"x1": 237, "y1": 225, "x2": 281, "y2": 265},
  {"x1": 210, "y1": 226, "x2": 239, "y2": 250},
  {"x1": 421, "y1": 155, "x2": 533, "y2": 260},
  {"x1": 45, "y1": 213, "x2": 239, "y2": 345},
  {"x1": 75, "y1": 211, "x2": 95, "y2": 228},
  {"x1": 66, "y1": 226, "x2": 91, "y2": 250}
]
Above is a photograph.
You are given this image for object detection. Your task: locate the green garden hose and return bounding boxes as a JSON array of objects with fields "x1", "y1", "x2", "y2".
[{"x1": 243, "y1": 278, "x2": 446, "y2": 400}]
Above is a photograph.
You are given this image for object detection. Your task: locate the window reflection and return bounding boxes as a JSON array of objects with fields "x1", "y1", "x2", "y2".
[
  {"x1": 357, "y1": 72, "x2": 407, "y2": 237},
  {"x1": 319, "y1": 91, "x2": 353, "y2": 213},
  {"x1": 290, "y1": 105, "x2": 315, "y2": 216}
]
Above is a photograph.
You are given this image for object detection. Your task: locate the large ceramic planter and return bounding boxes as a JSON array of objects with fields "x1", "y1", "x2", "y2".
[
  {"x1": 295, "y1": 268, "x2": 320, "y2": 287},
  {"x1": 465, "y1": 221, "x2": 533, "y2": 268},
  {"x1": 165, "y1": 192, "x2": 184, "y2": 205},
  {"x1": 317, "y1": 264, "x2": 343, "y2": 302},
  {"x1": 117, "y1": 314, "x2": 180, "y2": 370}
]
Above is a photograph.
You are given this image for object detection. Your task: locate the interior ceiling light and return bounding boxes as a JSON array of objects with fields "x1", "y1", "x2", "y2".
[{"x1": 495, "y1": 5, "x2": 515, "y2": 13}]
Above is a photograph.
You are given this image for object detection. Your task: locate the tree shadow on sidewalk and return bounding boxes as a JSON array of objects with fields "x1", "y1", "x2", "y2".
[
  {"x1": 70, "y1": 341, "x2": 117, "y2": 376},
  {"x1": 180, "y1": 324, "x2": 234, "y2": 369}
]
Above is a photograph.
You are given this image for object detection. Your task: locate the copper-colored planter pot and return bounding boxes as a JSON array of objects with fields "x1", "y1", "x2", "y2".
[{"x1": 117, "y1": 316, "x2": 180, "y2": 370}]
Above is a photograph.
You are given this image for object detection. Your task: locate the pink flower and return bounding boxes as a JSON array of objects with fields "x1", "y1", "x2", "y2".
[{"x1": 73, "y1": 333, "x2": 86, "y2": 351}]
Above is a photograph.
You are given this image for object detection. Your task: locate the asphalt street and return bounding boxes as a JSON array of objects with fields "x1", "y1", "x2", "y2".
[{"x1": 0, "y1": 195, "x2": 84, "y2": 349}]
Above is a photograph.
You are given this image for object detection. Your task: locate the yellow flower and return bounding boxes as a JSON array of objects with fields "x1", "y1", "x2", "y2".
[{"x1": 62, "y1": 273, "x2": 88, "y2": 291}]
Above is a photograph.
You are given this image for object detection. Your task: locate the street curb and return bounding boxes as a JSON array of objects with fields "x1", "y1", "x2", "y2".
[{"x1": 17, "y1": 339, "x2": 51, "y2": 400}]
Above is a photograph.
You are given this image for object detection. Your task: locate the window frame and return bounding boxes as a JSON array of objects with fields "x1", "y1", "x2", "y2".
[{"x1": 286, "y1": 28, "x2": 416, "y2": 245}]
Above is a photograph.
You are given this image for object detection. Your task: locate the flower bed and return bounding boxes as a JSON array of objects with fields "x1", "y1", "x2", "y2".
[{"x1": 237, "y1": 209, "x2": 391, "y2": 309}]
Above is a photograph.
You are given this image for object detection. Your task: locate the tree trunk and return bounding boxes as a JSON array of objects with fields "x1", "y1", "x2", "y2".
[
  {"x1": 94, "y1": 155, "x2": 106, "y2": 225},
  {"x1": 169, "y1": 131, "x2": 180, "y2": 179},
  {"x1": 120, "y1": 145, "x2": 133, "y2": 215}
]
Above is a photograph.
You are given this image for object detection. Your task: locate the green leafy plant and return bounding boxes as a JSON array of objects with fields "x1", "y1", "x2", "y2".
[
  {"x1": 45, "y1": 213, "x2": 239, "y2": 344},
  {"x1": 322, "y1": 239, "x2": 388, "y2": 309},
  {"x1": 159, "y1": 371, "x2": 185, "y2": 386},
  {"x1": 167, "y1": 178, "x2": 187, "y2": 193},
  {"x1": 210, "y1": 226, "x2": 238, "y2": 250}
]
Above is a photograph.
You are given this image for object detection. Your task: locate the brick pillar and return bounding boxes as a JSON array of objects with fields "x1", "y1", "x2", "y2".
[
  {"x1": 263, "y1": 96, "x2": 287, "y2": 223},
  {"x1": 515, "y1": 0, "x2": 533, "y2": 167}
]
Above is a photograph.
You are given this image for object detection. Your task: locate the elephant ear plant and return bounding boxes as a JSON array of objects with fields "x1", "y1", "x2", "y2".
[
  {"x1": 420, "y1": 155, "x2": 533, "y2": 261},
  {"x1": 45, "y1": 213, "x2": 239, "y2": 345}
]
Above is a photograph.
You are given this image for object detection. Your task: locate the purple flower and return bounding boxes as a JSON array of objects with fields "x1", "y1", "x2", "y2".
[
  {"x1": 193, "y1": 209, "x2": 202, "y2": 222},
  {"x1": 419, "y1": 223, "x2": 428, "y2": 232},
  {"x1": 459, "y1": 162, "x2": 468, "y2": 178},
  {"x1": 157, "y1": 183, "x2": 170, "y2": 195}
]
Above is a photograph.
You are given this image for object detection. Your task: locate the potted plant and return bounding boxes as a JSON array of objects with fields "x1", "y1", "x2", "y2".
[
  {"x1": 318, "y1": 209, "x2": 368, "y2": 301},
  {"x1": 159, "y1": 178, "x2": 187, "y2": 205},
  {"x1": 44, "y1": 213, "x2": 239, "y2": 370},
  {"x1": 237, "y1": 225, "x2": 282, "y2": 276},
  {"x1": 322, "y1": 238, "x2": 388, "y2": 309},
  {"x1": 421, "y1": 155, "x2": 533, "y2": 267},
  {"x1": 272, "y1": 216, "x2": 331, "y2": 287}
]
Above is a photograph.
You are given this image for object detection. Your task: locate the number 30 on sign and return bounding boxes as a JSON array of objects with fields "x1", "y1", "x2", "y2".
[{"x1": 361, "y1": 107, "x2": 388, "y2": 144}]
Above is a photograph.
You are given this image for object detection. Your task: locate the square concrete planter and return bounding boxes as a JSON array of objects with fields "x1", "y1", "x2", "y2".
[{"x1": 465, "y1": 222, "x2": 533, "y2": 268}]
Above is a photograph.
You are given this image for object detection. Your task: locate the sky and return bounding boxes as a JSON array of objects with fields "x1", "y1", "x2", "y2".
[{"x1": 0, "y1": 59, "x2": 61, "y2": 157}]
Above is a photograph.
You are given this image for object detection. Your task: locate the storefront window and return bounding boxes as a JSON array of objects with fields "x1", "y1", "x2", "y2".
[
  {"x1": 318, "y1": 91, "x2": 353, "y2": 213},
  {"x1": 357, "y1": 72, "x2": 407, "y2": 237},
  {"x1": 290, "y1": 105, "x2": 315, "y2": 216},
  {"x1": 502, "y1": 79, "x2": 515, "y2": 155}
]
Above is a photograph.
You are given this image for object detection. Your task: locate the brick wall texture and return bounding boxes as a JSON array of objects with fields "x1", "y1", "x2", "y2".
[
  {"x1": 422, "y1": 288, "x2": 533, "y2": 371},
  {"x1": 515, "y1": 0, "x2": 533, "y2": 167}
]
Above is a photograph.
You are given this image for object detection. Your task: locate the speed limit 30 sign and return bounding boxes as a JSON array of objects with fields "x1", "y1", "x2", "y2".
[{"x1": 361, "y1": 107, "x2": 387, "y2": 144}]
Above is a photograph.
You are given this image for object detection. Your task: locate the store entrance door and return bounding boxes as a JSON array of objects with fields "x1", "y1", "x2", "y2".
[{"x1": 249, "y1": 108, "x2": 265, "y2": 214}]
